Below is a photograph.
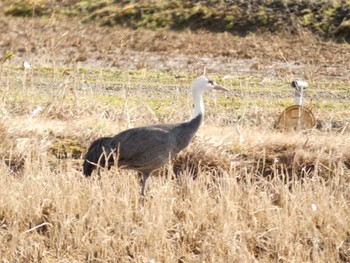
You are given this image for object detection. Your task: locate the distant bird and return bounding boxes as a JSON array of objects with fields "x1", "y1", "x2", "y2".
[
  {"x1": 23, "y1": 61, "x2": 31, "y2": 70},
  {"x1": 83, "y1": 76, "x2": 227, "y2": 195}
]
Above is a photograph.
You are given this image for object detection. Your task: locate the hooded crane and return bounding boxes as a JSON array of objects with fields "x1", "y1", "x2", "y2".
[{"x1": 83, "y1": 76, "x2": 227, "y2": 195}]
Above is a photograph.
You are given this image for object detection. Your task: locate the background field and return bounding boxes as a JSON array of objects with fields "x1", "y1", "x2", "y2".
[{"x1": 0, "y1": 1, "x2": 349, "y2": 262}]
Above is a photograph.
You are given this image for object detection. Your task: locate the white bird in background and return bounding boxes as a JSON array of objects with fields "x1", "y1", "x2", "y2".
[
  {"x1": 23, "y1": 61, "x2": 31, "y2": 70},
  {"x1": 83, "y1": 76, "x2": 228, "y2": 195}
]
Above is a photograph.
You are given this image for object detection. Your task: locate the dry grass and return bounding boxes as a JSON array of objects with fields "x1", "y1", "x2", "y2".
[
  {"x1": 0, "y1": 62, "x2": 349, "y2": 262},
  {"x1": 0, "y1": 12, "x2": 349, "y2": 263}
]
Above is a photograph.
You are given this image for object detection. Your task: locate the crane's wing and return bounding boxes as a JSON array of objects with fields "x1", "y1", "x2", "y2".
[{"x1": 109, "y1": 124, "x2": 178, "y2": 171}]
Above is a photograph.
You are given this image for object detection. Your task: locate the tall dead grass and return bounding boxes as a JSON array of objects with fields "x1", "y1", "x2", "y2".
[
  {"x1": 0, "y1": 61, "x2": 349, "y2": 262},
  {"x1": 0, "y1": 72, "x2": 350, "y2": 262},
  {"x1": 0, "y1": 139, "x2": 349, "y2": 262}
]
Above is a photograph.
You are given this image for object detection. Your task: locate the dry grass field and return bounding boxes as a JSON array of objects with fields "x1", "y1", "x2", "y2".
[{"x1": 0, "y1": 7, "x2": 350, "y2": 263}]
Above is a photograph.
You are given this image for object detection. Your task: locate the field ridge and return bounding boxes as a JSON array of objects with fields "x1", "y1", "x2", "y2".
[{"x1": 2, "y1": 0, "x2": 350, "y2": 42}]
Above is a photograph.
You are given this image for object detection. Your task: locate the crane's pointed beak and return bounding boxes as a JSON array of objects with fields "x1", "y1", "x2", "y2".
[{"x1": 213, "y1": 85, "x2": 228, "y2": 92}]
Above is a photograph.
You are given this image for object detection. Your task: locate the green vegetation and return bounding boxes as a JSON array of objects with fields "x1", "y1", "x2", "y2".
[
  {"x1": 50, "y1": 138, "x2": 84, "y2": 159},
  {"x1": 0, "y1": 50, "x2": 14, "y2": 63},
  {"x1": 1, "y1": 64, "x2": 348, "y2": 130},
  {"x1": 1, "y1": 0, "x2": 350, "y2": 41}
]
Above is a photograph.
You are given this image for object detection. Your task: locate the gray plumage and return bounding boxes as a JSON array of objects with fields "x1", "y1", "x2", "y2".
[
  {"x1": 83, "y1": 115, "x2": 202, "y2": 195},
  {"x1": 83, "y1": 76, "x2": 227, "y2": 195}
]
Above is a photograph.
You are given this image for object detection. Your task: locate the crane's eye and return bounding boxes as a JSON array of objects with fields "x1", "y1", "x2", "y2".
[{"x1": 208, "y1": 80, "x2": 214, "y2": 85}]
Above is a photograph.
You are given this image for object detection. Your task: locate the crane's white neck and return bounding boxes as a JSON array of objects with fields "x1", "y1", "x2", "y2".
[{"x1": 190, "y1": 89, "x2": 204, "y2": 120}]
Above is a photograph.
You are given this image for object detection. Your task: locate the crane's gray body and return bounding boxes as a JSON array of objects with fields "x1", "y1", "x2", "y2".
[
  {"x1": 83, "y1": 75, "x2": 226, "y2": 195},
  {"x1": 83, "y1": 114, "x2": 202, "y2": 187}
]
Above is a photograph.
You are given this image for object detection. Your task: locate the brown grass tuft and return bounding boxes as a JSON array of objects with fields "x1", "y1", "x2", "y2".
[{"x1": 173, "y1": 138, "x2": 231, "y2": 179}]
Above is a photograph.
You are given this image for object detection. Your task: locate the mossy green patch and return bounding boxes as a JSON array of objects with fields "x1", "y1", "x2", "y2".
[{"x1": 50, "y1": 138, "x2": 84, "y2": 159}]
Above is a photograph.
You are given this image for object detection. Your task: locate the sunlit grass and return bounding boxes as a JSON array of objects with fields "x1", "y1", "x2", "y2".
[{"x1": 0, "y1": 63, "x2": 349, "y2": 262}]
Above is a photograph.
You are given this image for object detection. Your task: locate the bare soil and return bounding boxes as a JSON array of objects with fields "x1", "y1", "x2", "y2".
[{"x1": 1, "y1": 14, "x2": 349, "y2": 80}]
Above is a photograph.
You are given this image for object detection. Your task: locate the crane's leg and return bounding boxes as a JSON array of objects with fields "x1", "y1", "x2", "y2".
[{"x1": 141, "y1": 172, "x2": 150, "y2": 196}]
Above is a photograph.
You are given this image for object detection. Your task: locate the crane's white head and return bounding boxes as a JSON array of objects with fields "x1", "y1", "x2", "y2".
[
  {"x1": 190, "y1": 76, "x2": 228, "y2": 120},
  {"x1": 191, "y1": 76, "x2": 227, "y2": 94}
]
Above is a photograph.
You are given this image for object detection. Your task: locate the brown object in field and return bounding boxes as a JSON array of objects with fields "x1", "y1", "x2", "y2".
[{"x1": 277, "y1": 105, "x2": 316, "y2": 131}]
